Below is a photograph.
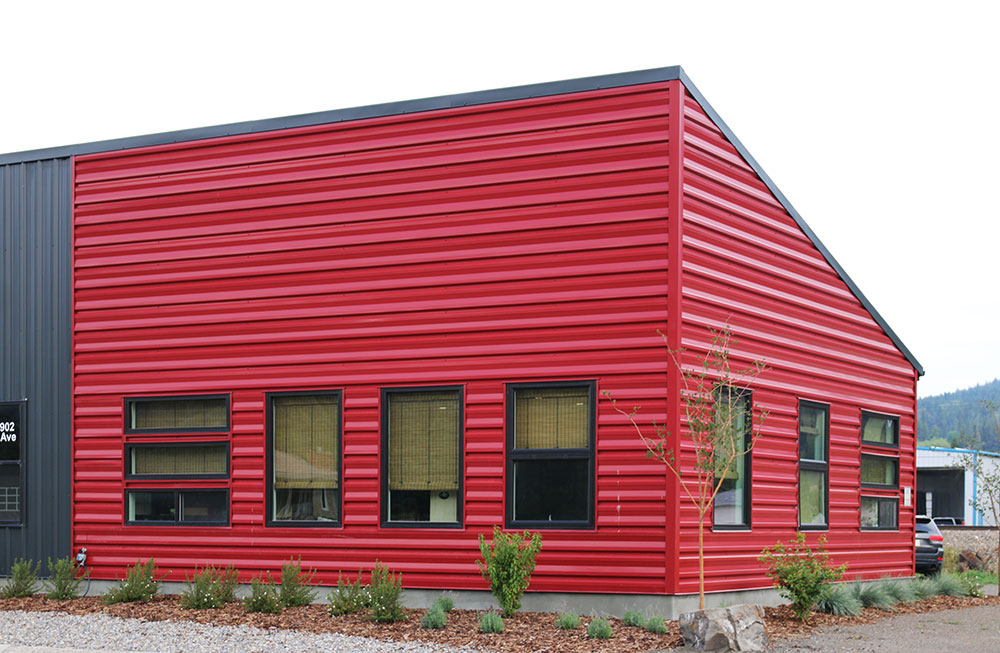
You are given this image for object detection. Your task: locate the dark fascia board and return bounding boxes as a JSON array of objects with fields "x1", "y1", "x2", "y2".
[{"x1": 0, "y1": 65, "x2": 922, "y2": 376}]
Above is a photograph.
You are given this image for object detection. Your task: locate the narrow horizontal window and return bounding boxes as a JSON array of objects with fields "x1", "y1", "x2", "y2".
[
  {"x1": 126, "y1": 395, "x2": 229, "y2": 433},
  {"x1": 860, "y1": 496, "x2": 898, "y2": 530},
  {"x1": 268, "y1": 392, "x2": 341, "y2": 525},
  {"x1": 861, "y1": 411, "x2": 898, "y2": 447},
  {"x1": 861, "y1": 454, "x2": 898, "y2": 488},
  {"x1": 126, "y1": 489, "x2": 229, "y2": 525},
  {"x1": 126, "y1": 443, "x2": 229, "y2": 478}
]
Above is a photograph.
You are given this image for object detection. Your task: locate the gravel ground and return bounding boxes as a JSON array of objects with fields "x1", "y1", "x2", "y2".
[
  {"x1": 0, "y1": 611, "x2": 474, "y2": 653},
  {"x1": 765, "y1": 604, "x2": 1000, "y2": 652}
]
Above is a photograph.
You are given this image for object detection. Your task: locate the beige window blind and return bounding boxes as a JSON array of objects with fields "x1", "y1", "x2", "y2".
[
  {"x1": 131, "y1": 445, "x2": 227, "y2": 476},
  {"x1": 514, "y1": 386, "x2": 588, "y2": 449},
  {"x1": 388, "y1": 391, "x2": 459, "y2": 491},
  {"x1": 862, "y1": 414, "x2": 896, "y2": 445},
  {"x1": 273, "y1": 394, "x2": 339, "y2": 490},
  {"x1": 132, "y1": 398, "x2": 228, "y2": 430}
]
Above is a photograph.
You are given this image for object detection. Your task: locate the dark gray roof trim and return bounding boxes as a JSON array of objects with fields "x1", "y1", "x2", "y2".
[{"x1": 0, "y1": 65, "x2": 922, "y2": 375}]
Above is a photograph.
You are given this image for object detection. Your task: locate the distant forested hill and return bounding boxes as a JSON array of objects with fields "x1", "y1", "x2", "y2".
[{"x1": 917, "y1": 379, "x2": 1000, "y2": 451}]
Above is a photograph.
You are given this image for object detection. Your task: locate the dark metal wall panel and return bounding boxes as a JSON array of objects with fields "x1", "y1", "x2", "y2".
[{"x1": 0, "y1": 158, "x2": 73, "y2": 573}]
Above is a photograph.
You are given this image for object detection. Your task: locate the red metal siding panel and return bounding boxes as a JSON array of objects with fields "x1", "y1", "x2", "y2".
[
  {"x1": 676, "y1": 91, "x2": 917, "y2": 594},
  {"x1": 72, "y1": 84, "x2": 674, "y2": 594}
]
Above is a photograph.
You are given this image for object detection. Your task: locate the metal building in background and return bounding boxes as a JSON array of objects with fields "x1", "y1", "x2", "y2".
[{"x1": 0, "y1": 158, "x2": 73, "y2": 572}]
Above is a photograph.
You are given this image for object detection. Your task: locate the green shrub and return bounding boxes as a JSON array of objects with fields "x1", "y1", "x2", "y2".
[
  {"x1": 851, "y1": 582, "x2": 896, "y2": 610},
  {"x1": 965, "y1": 569, "x2": 999, "y2": 585},
  {"x1": 101, "y1": 559, "x2": 161, "y2": 604},
  {"x1": 758, "y1": 533, "x2": 846, "y2": 622},
  {"x1": 420, "y1": 608, "x2": 447, "y2": 629},
  {"x1": 277, "y1": 557, "x2": 317, "y2": 608},
  {"x1": 935, "y1": 572, "x2": 965, "y2": 597},
  {"x1": 879, "y1": 577, "x2": 917, "y2": 604},
  {"x1": 478, "y1": 610, "x2": 504, "y2": 634},
  {"x1": 328, "y1": 570, "x2": 369, "y2": 616},
  {"x1": 958, "y1": 572, "x2": 985, "y2": 598},
  {"x1": 368, "y1": 561, "x2": 404, "y2": 623},
  {"x1": 942, "y1": 547, "x2": 960, "y2": 574},
  {"x1": 245, "y1": 575, "x2": 282, "y2": 614},
  {"x1": 1, "y1": 558, "x2": 40, "y2": 598},
  {"x1": 644, "y1": 616, "x2": 668, "y2": 634},
  {"x1": 909, "y1": 576, "x2": 938, "y2": 600},
  {"x1": 432, "y1": 594, "x2": 454, "y2": 613},
  {"x1": 180, "y1": 565, "x2": 240, "y2": 609},
  {"x1": 816, "y1": 584, "x2": 862, "y2": 616},
  {"x1": 554, "y1": 612, "x2": 580, "y2": 630},
  {"x1": 623, "y1": 609, "x2": 644, "y2": 627},
  {"x1": 477, "y1": 526, "x2": 542, "y2": 617},
  {"x1": 587, "y1": 617, "x2": 612, "y2": 639},
  {"x1": 44, "y1": 556, "x2": 85, "y2": 600}
]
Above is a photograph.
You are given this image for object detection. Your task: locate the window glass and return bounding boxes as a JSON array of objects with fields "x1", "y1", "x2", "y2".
[
  {"x1": 861, "y1": 455, "x2": 898, "y2": 486},
  {"x1": 0, "y1": 465, "x2": 20, "y2": 523},
  {"x1": 128, "y1": 397, "x2": 228, "y2": 432},
  {"x1": 180, "y1": 491, "x2": 228, "y2": 523},
  {"x1": 0, "y1": 402, "x2": 24, "y2": 525},
  {"x1": 861, "y1": 413, "x2": 897, "y2": 446},
  {"x1": 127, "y1": 490, "x2": 228, "y2": 524},
  {"x1": 860, "y1": 496, "x2": 898, "y2": 529},
  {"x1": 713, "y1": 389, "x2": 750, "y2": 528},
  {"x1": 385, "y1": 390, "x2": 461, "y2": 524},
  {"x1": 799, "y1": 470, "x2": 827, "y2": 526},
  {"x1": 128, "y1": 491, "x2": 177, "y2": 522},
  {"x1": 508, "y1": 382, "x2": 594, "y2": 528},
  {"x1": 271, "y1": 393, "x2": 340, "y2": 523},
  {"x1": 129, "y1": 444, "x2": 228, "y2": 476},
  {"x1": 799, "y1": 404, "x2": 827, "y2": 462}
]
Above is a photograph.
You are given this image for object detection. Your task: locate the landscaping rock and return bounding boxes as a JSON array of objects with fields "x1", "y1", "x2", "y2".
[
  {"x1": 960, "y1": 549, "x2": 986, "y2": 572},
  {"x1": 678, "y1": 604, "x2": 767, "y2": 651}
]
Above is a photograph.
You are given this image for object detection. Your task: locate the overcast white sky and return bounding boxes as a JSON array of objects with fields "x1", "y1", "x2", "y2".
[{"x1": 2, "y1": 1, "x2": 997, "y2": 398}]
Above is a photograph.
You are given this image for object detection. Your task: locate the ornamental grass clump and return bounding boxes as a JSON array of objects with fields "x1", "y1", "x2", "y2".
[
  {"x1": 1, "y1": 558, "x2": 40, "y2": 598},
  {"x1": 935, "y1": 572, "x2": 966, "y2": 597},
  {"x1": 420, "y1": 608, "x2": 447, "y2": 629},
  {"x1": 368, "y1": 561, "x2": 404, "y2": 623},
  {"x1": 478, "y1": 610, "x2": 504, "y2": 634},
  {"x1": 623, "y1": 609, "x2": 644, "y2": 627},
  {"x1": 244, "y1": 574, "x2": 282, "y2": 614},
  {"x1": 477, "y1": 525, "x2": 542, "y2": 617},
  {"x1": 45, "y1": 556, "x2": 85, "y2": 600},
  {"x1": 851, "y1": 581, "x2": 896, "y2": 610},
  {"x1": 879, "y1": 577, "x2": 917, "y2": 604},
  {"x1": 909, "y1": 576, "x2": 938, "y2": 600},
  {"x1": 278, "y1": 557, "x2": 318, "y2": 608},
  {"x1": 328, "y1": 570, "x2": 369, "y2": 616},
  {"x1": 180, "y1": 565, "x2": 240, "y2": 609},
  {"x1": 587, "y1": 617, "x2": 612, "y2": 639},
  {"x1": 102, "y1": 559, "x2": 161, "y2": 604},
  {"x1": 816, "y1": 583, "x2": 862, "y2": 617},
  {"x1": 758, "y1": 533, "x2": 846, "y2": 622},
  {"x1": 554, "y1": 612, "x2": 580, "y2": 630}
]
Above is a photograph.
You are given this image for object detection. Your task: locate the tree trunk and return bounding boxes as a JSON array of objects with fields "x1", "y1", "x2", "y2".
[{"x1": 699, "y1": 517, "x2": 705, "y2": 609}]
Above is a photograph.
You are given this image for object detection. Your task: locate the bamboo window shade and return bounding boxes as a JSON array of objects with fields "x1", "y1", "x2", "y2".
[
  {"x1": 132, "y1": 398, "x2": 227, "y2": 430},
  {"x1": 388, "y1": 392, "x2": 459, "y2": 491},
  {"x1": 132, "y1": 445, "x2": 227, "y2": 476},
  {"x1": 273, "y1": 395, "x2": 339, "y2": 490},
  {"x1": 514, "y1": 386, "x2": 589, "y2": 449}
]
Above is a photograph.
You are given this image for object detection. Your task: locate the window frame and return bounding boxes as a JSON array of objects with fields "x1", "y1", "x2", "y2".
[
  {"x1": 711, "y1": 386, "x2": 753, "y2": 531},
  {"x1": 124, "y1": 488, "x2": 230, "y2": 526},
  {"x1": 0, "y1": 400, "x2": 26, "y2": 528},
  {"x1": 860, "y1": 453, "x2": 899, "y2": 490},
  {"x1": 798, "y1": 399, "x2": 830, "y2": 531},
  {"x1": 860, "y1": 495, "x2": 899, "y2": 531},
  {"x1": 380, "y1": 385, "x2": 464, "y2": 529},
  {"x1": 860, "y1": 410, "x2": 899, "y2": 450},
  {"x1": 124, "y1": 394, "x2": 231, "y2": 434},
  {"x1": 124, "y1": 441, "x2": 231, "y2": 480},
  {"x1": 505, "y1": 380, "x2": 596, "y2": 531},
  {"x1": 265, "y1": 389, "x2": 344, "y2": 528}
]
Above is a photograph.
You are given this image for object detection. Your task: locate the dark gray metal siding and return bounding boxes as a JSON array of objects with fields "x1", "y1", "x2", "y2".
[{"x1": 0, "y1": 158, "x2": 72, "y2": 573}]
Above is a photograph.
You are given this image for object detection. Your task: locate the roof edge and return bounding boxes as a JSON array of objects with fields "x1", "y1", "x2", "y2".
[{"x1": 675, "y1": 69, "x2": 924, "y2": 376}]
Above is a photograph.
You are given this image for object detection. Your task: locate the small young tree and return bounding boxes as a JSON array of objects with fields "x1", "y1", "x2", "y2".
[
  {"x1": 960, "y1": 400, "x2": 1000, "y2": 595},
  {"x1": 604, "y1": 325, "x2": 767, "y2": 609}
]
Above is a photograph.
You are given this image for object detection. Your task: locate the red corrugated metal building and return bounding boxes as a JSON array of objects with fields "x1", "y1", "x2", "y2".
[{"x1": 66, "y1": 67, "x2": 922, "y2": 608}]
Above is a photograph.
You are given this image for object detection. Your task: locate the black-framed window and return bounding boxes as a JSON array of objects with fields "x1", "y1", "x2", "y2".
[
  {"x1": 381, "y1": 387, "x2": 463, "y2": 527},
  {"x1": 861, "y1": 411, "x2": 898, "y2": 448},
  {"x1": 860, "y1": 496, "x2": 898, "y2": 530},
  {"x1": 506, "y1": 381, "x2": 595, "y2": 529},
  {"x1": 861, "y1": 454, "x2": 898, "y2": 488},
  {"x1": 712, "y1": 387, "x2": 752, "y2": 529},
  {"x1": 266, "y1": 391, "x2": 342, "y2": 526},
  {"x1": 125, "y1": 442, "x2": 230, "y2": 479},
  {"x1": 125, "y1": 395, "x2": 230, "y2": 434},
  {"x1": 798, "y1": 400, "x2": 829, "y2": 530},
  {"x1": 0, "y1": 401, "x2": 25, "y2": 526},
  {"x1": 126, "y1": 489, "x2": 229, "y2": 525}
]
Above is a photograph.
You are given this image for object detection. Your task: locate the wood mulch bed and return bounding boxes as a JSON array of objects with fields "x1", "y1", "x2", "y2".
[{"x1": 1, "y1": 593, "x2": 999, "y2": 651}]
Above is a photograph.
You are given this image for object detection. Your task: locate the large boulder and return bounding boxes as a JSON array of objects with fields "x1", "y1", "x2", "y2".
[
  {"x1": 678, "y1": 604, "x2": 768, "y2": 652},
  {"x1": 959, "y1": 549, "x2": 985, "y2": 571}
]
